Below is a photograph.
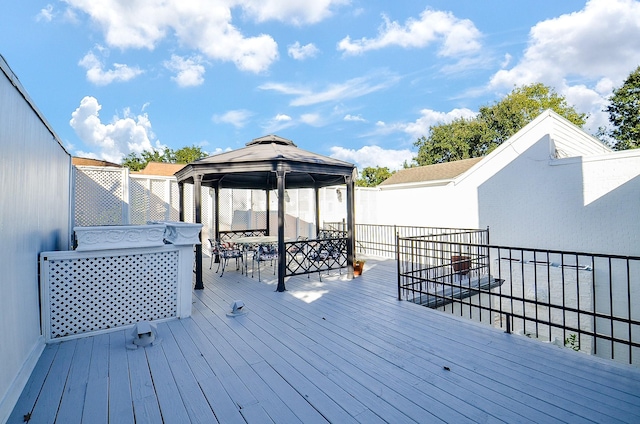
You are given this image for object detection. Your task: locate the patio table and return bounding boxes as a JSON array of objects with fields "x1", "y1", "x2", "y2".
[{"x1": 233, "y1": 236, "x2": 283, "y2": 275}]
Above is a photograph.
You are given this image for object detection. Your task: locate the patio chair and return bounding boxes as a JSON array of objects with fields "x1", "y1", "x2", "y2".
[
  {"x1": 252, "y1": 244, "x2": 278, "y2": 281},
  {"x1": 308, "y1": 241, "x2": 342, "y2": 282},
  {"x1": 287, "y1": 236, "x2": 308, "y2": 255},
  {"x1": 208, "y1": 238, "x2": 218, "y2": 269},
  {"x1": 214, "y1": 240, "x2": 243, "y2": 277}
]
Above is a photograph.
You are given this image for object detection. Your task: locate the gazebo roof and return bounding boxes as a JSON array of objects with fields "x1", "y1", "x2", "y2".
[{"x1": 175, "y1": 134, "x2": 355, "y2": 190}]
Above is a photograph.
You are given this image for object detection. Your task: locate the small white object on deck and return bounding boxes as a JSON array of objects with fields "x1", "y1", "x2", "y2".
[
  {"x1": 127, "y1": 321, "x2": 161, "y2": 349},
  {"x1": 226, "y1": 300, "x2": 247, "y2": 317}
]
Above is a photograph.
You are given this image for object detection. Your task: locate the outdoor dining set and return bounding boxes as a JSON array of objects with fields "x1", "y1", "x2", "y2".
[{"x1": 208, "y1": 231, "x2": 345, "y2": 281}]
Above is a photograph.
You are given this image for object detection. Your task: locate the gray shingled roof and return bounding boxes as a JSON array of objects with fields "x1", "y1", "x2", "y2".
[
  {"x1": 379, "y1": 157, "x2": 483, "y2": 186},
  {"x1": 175, "y1": 134, "x2": 355, "y2": 189}
]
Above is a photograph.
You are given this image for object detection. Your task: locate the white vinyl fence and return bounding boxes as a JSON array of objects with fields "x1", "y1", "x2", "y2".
[{"x1": 73, "y1": 166, "x2": 352, "y2": 242}]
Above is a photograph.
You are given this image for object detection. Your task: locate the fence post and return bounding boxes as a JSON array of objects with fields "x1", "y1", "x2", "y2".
[{"x1": 396, "y1": 232, "x2": 402, "y2": 301}]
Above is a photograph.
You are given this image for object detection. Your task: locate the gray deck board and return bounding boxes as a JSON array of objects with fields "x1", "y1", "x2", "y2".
[
  {"x1": 9, "y1": 256, "x2": 640, "y2": 423},
  {"x1": 108, "y1": 331, "x2": 134, "y2": 424},
  {"x1": 55, "y1": 337, "x2": 92, "y2": 423},
  {"x1": 7, "y1": 344, "x2": 58, "y2": 423},
  {"x1": 142, "y1": 334, "x2": 192, "y2": 424},
  {"x1": 82, "y1": 333, "x2": 109, "y2": 424},
  {"x1": 30, "y1": 339, "x2": 76, "y2": 423}
]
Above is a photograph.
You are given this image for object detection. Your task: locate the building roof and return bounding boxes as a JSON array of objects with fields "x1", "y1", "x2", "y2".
[
  {"x1": 133, "y1": 162, "x2": 186, "y2": 176},
  {"x1": 72, "y1": 157, "x2": 122, "y2": 167},
  {"x1": 379, "y1": 157, "x2": 483, "y2": 186}
]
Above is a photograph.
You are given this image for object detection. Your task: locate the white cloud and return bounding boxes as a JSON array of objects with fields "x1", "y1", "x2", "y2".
[
  {"x1": 262, "y1": 114, "x2": 295, "y2": 133},
  {"x1": 300, "y1": 113, "x2": 322, "y2": 126},
  {"x1": 491, "y1": 0, "x2": 640, "y2": 89},
  {"x1": 329, "y1": 145, "x2": 414, "y2": 170},
  {"x1": 288, "y1": 42, "x2": 320, "y2": 60},
  {"x1": 337, "y1": 8, "x2": 482, "y2": 57},
  {"x1": 79, "y1": 50, "x2": 143, "y2": 85},
  {"x1": 239, "y1": 0, "x2": 348, "y2": 25},
  {"x1": 69, "y1": 96, "x2": 163, "y2": 163},
  {"x1": 37, "y1": 4, "x2": 55, "y2": 22},
  {"x1": 65, "y1": 0, "x2": 354, "y2": 72},
  {"x1": 404, "y1": 108, "x2": 477, "y2": 140},
  {"x1": 164, "y1": 54, "x2": 206, "y2": 87},
  {"x1": 212, "y1": 109, "x2": 253, "y2": 128},
  {"x1": 260, "y1": 73, "x2": 400, "y2": 106},
  {"x1": 370, "y1": 108, "x2": 477, "y2": 140},
  {"x1": 344, "y1": 114, "x2": 366, "y2": 122},
  {"x1": 487, "y1": 0, "x2": 640, "y2": 132}
]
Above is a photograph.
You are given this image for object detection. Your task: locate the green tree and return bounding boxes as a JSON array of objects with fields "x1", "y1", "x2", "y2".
[
  {"x1": 604, "y1": 65, "x2": 640, "y2": 150},
  {"x1": 121, "y1": 152, "x2": 145, "y2": 171},
  {"x1": 174, "y1": 145, "x2": 207, "y2": 163},
  {"x1": 413, "y1": 83, "x2": 587, "y2": 165},
  {"x1": 121, "y1": 145, "x2": 207, "y2": 169},
  {"x1": 356, "y1": 166, "x2": 394, "y2": 187},
  {"x1": 141, "y1": 149, "x2": 168, "y2": 164}
]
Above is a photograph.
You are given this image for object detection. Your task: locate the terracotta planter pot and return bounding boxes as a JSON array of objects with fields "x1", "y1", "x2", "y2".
[{"x1": 451, "y1": 255, "x2": 471, "y2": 275}]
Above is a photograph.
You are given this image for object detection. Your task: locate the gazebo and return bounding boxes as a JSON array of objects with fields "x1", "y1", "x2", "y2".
[{"x1": 174, "y1": 134, "x2": 357, "y2": 292}]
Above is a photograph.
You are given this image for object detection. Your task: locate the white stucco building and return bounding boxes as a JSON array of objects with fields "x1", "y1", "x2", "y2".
[{"x1": 375, "y1": 110, "x2": 639, "y2": 256}]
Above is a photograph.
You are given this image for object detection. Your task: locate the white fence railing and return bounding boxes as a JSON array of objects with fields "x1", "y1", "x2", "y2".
[{"x1": 73, "y1": 165, "x2": 351, "y2": 242}]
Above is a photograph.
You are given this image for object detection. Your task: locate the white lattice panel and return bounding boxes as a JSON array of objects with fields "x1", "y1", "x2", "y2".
[
  {"x1": 170, "y1": 180, "x2": 180, "y2": 221},
  {"x1": 129, "y1": 178, "x2": 148, "y2": 224},
  {"x1": 150, "y1": 179, "x2": 169, "y2": 220},
  {"x1": 74, "y1": 166, "x2": 127, "y2": 226},
  {"x1": 43, "y1": 250, "x2": 179, "y2": 340}
]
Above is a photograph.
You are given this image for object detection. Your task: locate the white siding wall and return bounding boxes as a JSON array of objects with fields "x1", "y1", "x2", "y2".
[
  {"x1": 477, "y1": 139, "x2": 640, "y2": 255},
  {"x1": 0, "y1": 58, "x2": 71, "y2": 422},
  {"x1": 372, "y1": 112, "x2": 640, "y2": 256},
  {"x1": 375, "y1": 183, "x2": 479, "y2": 228}
]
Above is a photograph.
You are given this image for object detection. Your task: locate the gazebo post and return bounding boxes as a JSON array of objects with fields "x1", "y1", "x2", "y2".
[
  {"x1": 346, "y1": 172, "x2": 356, "y2": 279},
  {"x1": 214, "y1": 183, "x2": 220, "y2": 244},
  {"x1": 194, "y1": 174, "x2": 204, "y2": 290},
  {"x1": 213, "y1": 184, "x2": 220, "y2": 263},
  {"x1": 314, "y1": 187, "x2": 320, "y2": 237},
  {"x1": 276, "y1": 168, "x2": 286, "y2": 292},
  {"x1": 266, "y1": 190, "x2": 271, "y2": 235},
  {"x1": 178, "y1": 182, "x2": 184, "y2": 221}
]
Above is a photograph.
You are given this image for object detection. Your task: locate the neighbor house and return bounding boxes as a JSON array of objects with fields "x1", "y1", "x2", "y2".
[{"x1": 377, "y1": 110, "x2": 640, "y2": 256}]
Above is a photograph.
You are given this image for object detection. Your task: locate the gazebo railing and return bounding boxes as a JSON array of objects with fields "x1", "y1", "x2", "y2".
[
  {"x1": 219, "y1": 229, "x2": 267, "y2": 243},
  {"x1": 210, "y1": 228, "x2": 348, "y2": 279},
  {"x1": 285, "y1": 236, "x2": 347, "y2": 279}
]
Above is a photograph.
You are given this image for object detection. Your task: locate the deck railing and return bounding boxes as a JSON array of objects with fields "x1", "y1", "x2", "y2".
[
  {"x1": 323, "y1": 222, "x2": 487, "y2": 258},
  {"x1": 284, "y1": 232, "x2": 347, "y2": 279},
  {"x1": 212, "y1": 228, "x2": 348, "y2": 279},
  {"x1": 397, "y1": 233, "x2": 640, "y2": 365}
]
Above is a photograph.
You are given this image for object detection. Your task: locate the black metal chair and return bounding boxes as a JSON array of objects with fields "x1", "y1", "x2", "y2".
[
  {"x1": 252, "y1": 244, "x2": 278, "y2": 281},
  {"x1": 214, "y1": 240, "x2": 243, "y2": 277}
]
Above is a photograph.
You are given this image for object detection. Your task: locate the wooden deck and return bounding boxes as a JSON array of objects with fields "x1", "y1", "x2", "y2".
[{"x1": 10, "y1": 256, "x2": 640, "y2": 423}]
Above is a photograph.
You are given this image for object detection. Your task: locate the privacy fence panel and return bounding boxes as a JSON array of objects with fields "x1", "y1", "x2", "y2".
[
  {"x1": 73, "y1": 166, "x2": 355, "y2": 244},
  {"x1": 73, "y1": 166, "x2": 128, "y2": 226}
]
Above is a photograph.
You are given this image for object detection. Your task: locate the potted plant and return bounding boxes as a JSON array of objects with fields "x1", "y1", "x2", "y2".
[
  {"x1": 353, "y1": 259, "x2": 366, "y2": 276},
  {"x1": 451, "y1": 255, "x2": 471, "y2": 275}
]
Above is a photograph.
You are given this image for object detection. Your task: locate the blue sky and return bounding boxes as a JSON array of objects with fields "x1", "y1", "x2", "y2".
[{"x1": 2, "y1": 0, "x2": 640, "y2": 169}]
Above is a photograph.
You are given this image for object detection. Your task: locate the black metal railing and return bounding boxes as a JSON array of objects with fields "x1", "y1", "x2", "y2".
[
  {"x1": 219, "y1": 229, "x2": 267, "y2": 243},
  {"x1": 323, "y1": 222, "x2": 488, "y2": 258},
  {"x1": 397, "y1": 233, "x2": 640, "y2": 365},
  {"x1": 217, "y1": 228, "x2": 348, "y2": 280},
  {"x1": 284, "y1": 234, "x2": 347, "y2": 280}
]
